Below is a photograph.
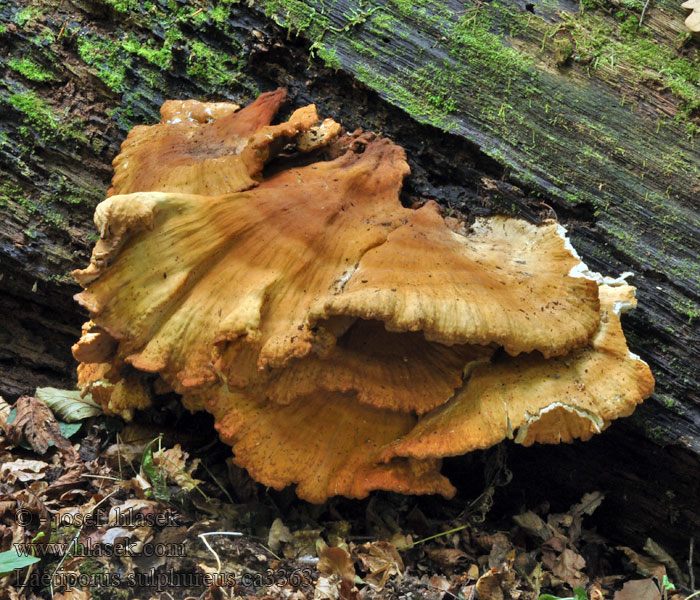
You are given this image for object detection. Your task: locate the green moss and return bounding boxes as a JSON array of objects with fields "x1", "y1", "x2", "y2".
[
  {"x1": 102, "y1": 0, "x2": 140, "y2": 13},
  {"x1": 77, "y1": 36, "x2": 128, "y2": 92},
  {"x1": 448, "y1": 9, "x2": 533, "y2": 87},
  {"x1": 349, "y1": 39, "x2": 378, "y2": 58},
  {"x1": 553, "y1": 37, "x2": 573, "y2": 66},
  {"x1": 8, "y1": 90, "x2": 86, "y2": 144},
  {"x1": 315, "y1": 45, "x2": 342, "y2": 69},
  {"x1": 186, "y1": 40, "x2": 242, "y2": 87},
  {"x1": 354, "y1": 63, "x2": 458, "y2": 130},
  {"x1": 14, "y1": 6, "x2": 42, "y2": 27},
  {"x1": 671, "y1": 298, "x2": 699, "y2": 324},
  {"x1": 121, "y1": 35, "x2": 173, "y2": 69},
  {"x1": 558, "y1": 11, "x2": 700, "y2": 128},
  {"x1": 7, "y1": 57, "x2": 55, "y2": 83},
  {"x1": 263, "y1": 0, "x2": 330, "y2": 38}
]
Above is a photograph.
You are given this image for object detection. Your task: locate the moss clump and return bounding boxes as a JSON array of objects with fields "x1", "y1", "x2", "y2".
[
  {"x1": 77, "y1": 36, "x2": 128, "y2": 92},
  {"x1": 553, "y1": 37, "x2": 573, "y2": 66},
  {"x1": 14, "y1": 6, "x2": 42, "y2": 26},
  {"x1": 672, "y1": 298, "x2": 699, "y2": 324},
  {"x1": 7, "y1": 90, "x2": 86, "y2": 144},
  {"x1": 186, "y1": 40, "x2": 243, "y2": 87},
  {"x1": 102, "y1": 0, "x2": 140, "y2": 13},
  {"x1": 557, "y1": 10, "x2": 700, "y2": 133},
  {"x1": 7, "y1": 57, "x2": 55, "y2": 82},
  {"x1": 315, "y1": 45, "x2": 342, "y2": 69},
  {"x1": 121, "y1": 35, "x2": 173, "y2": 70},
  {"x1": 263, "y1": 0, "x2": 330, "y2": 38}
]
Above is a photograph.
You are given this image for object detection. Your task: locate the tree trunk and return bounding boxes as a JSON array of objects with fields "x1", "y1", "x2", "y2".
[{"x1": 1, "y1": 0, "x2": 698, "y2": 571}]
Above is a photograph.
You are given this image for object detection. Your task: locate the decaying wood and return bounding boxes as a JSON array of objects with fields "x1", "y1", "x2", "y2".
[{"x1": 0, "y1": 0, "x2": 698, "y2": 566}]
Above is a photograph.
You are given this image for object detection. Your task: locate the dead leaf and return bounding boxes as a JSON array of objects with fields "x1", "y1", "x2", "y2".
[
  {"x1": 570, "y1": 491, "x2": 605, "y2": 517},
  {"x1": 0, "y1": 459, "x2": 50, "y2": 483},
  {"x1": 0, "y1": 397, "x2": 10, "y2": 424},
  {"x1": 3, "y1": 396, "x2": 78, "y2": 461},
  {"x1": 314, "y1": 576, "x2": 358, "y2": 600},
  {"x1": 590, "y1": 581, "x2": 605, "y2": 600},
  {"x1": 475, "y1": 568, "x2": 504, "y2": 600},
  {"x1": 617, "y1": 546, "x2": 667, "y2": 579},
  {"x1": 644, "y1": 538, "x2": 685, "y2": 586},
  {"x1": 550, "y1": 548, "x2": 587, "y2": 589},
  {"x1": 513, "y1": 511, "x2": 555, "y2": 541},
  {"x1": 429, "y1": 574, "x2": 451, "y2": 592},
  {"x1": 355, "y1": 541, "x2": 404, "y2": 589},
  {"x1": 318, "y1": 542, "x2": 356, "y2": 583},
  {"x1": 315, "y1": 543, "x2": 358, "y2": 600},
  {"x1": 614, "y1": 578, "x2": 662, "y2": 600},
  {"x1": 268, "y1": 518, "x2": 293, "y2": 554},
  {"x1": 488, "y1": 533, "x2": 514, "y2": 569},
  {"x1": 153, "y1": 443, "x2": 203, "y2": 492},
  {"x1": 426, "y1": 547, "x2": 469, "y2": 570},
  {"x1": 108, "y1": 499, "x2": 163, "y2": 526}
]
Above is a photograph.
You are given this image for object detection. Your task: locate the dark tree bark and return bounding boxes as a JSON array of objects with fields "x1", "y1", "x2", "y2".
[{"x1": 0, "y1": 0, "x2": 698, "y2": 573}]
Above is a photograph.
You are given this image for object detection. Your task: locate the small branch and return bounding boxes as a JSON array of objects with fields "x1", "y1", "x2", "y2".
[
  {"x1": 690, "y1": 537, "x2": 696, "y2": 592},
  {"x1": 639, "y1": 0, "x2": 652, "y2": 27}
]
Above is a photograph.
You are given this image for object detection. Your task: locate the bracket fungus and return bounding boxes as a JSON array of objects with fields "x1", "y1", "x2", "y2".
[
  {"x1": 682, "y1": 0, "x2": 700, "y2": 31},
  {"x1": 73, "y1": 90, "x2": 654, "y2": 503}
]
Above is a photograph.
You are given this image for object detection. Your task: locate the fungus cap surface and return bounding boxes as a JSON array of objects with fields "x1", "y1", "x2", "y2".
[{"x1": 73, "y1": 92, "x2": 654, "y2": 502}]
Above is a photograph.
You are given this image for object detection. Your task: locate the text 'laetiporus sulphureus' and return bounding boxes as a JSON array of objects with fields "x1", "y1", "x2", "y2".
[{"x1": 73, "y1": 89, "x2": 654, "y2": 503}]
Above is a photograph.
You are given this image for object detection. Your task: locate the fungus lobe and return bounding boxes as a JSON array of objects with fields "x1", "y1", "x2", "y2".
[{"x1": 74, "y1": 90, "x2": 654, "y2": 502}]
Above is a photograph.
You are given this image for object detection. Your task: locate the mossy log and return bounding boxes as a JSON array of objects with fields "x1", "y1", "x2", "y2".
[{"x1": 0, "y1": 0, "x2": 698, "y2": 571}]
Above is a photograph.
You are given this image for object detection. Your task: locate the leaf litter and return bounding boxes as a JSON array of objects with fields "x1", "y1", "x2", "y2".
[{"x1": 0, "y1": 390, "x2": 695, "y2": 600}]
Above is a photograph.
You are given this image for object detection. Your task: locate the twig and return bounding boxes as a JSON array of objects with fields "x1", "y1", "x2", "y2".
[
  {"x1": 80, "y1": 473, "x2": 121, "y2": 481},
  {"x1": 198, "y1": 531, "x2": 243, "y2": 573},
  {"x1": 690, "y1": 538, "x2": 696, "y2": 592},
  {"x1": 639, "y1": 0, "x2": 652, "y2": 27},
  {"x1": 397, "y1": 523, "x2": 470, "y2": 550},
  {"x1": 200, "y1": 461, "x2": 234, "y2": 505}
]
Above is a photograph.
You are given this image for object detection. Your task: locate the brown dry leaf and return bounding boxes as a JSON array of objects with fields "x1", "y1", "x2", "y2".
[
  {"x1": 570, "y1": 491, "x2": 605, "y2": 517},
  {"x1": 315, "y1": 542, "x2": 358, "y2": 600},
  {"x1": 355, "y1": 541, "x2": 404, "y2": 589},
  {"x1": 268, "y1": 518, "x2": 293, "y2": 554},
  {"x1": 613, "y1": 578, "x2": 662, "y2": 600},
  {"x1": 429, "y1": 574, "x2": 452, "y2": 592},
  {"x1": 475, "y1": 568, "x2": 505, "y2": 600},
  {"x1": 426, "y1": 547, "x2": 469, "y2": 570},
  {"x1": 152, "y1": 443, "x2": 203, "y2": 492},
  {"x1": 318, "y1": 542, "x2": 356, "y2": 583},
  {"x1": 0, "y1": 459, "x2": 50, "y2": 483},
  {"x1": 107, "y1": 498, "x2": 163, "y2": 526},
  {"x1": 3, "y1": 396, "x2": 78, "y2": 461},
  {"x1": 590, "y1": 581, "x2": 605, "y2": 600},
  {"x1": 488, "y1": 533, "x2": 514, "y2": 569},
  {"x1": 0, "y1": 397, "x2": 10, "y2": 425},
  {"x1": 617, "y1": 546, "x2": 667, "y2": 579},
  {"x1": 513, "y1": 511, "x2": 556, "y2": 541},
  {"x1": 550, "y1": 548, "x2": 587, "y2": 589}
]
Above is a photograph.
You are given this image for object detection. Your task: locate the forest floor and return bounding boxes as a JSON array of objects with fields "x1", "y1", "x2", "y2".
[{"x1": 0, "y1": 391, "x2": 695, "y2": 600}]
